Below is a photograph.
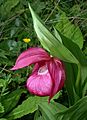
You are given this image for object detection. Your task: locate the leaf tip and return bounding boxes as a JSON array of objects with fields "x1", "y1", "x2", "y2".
[{"x1": 28, "y1": 2, "x2": 33, "y2": 16}]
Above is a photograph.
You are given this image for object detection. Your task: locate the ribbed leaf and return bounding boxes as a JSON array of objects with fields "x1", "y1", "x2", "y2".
[
  {"x1": 1, "y1": 88, "x2": 26, "y2": 115},
  {"x1": 56, "y1": 96, "x2": 87, "y2": 120},
  {"x1": 29, "y1": 4, "x2": 78, "y2": 64},
  {"x1": 64, "y1": 63, "x2": 79, "y2": 105},
  {"x1": 54, "y1": 30, "x2": 87, "y2": 97},
  {"x1": 55, "y1": 12, "x2": 83, "y2": 49},
  {"x1": 55, "y1": 30, "x2": 87, "y2": 66},
  {"x1": 54, "y1": 27, "x2": 62, "y2": 43},
  {"x1": 81, "y1": 65, "x2": 87, "y2": 96},
  {"x1": 39, "y1": 101, "x2": 67, "y2": 120},
  {"x1": 34, "y1": 110, "x2": 45, "y2": 120},
  {"x1": 6, "y1": 96, "x2": 42, "y2": 120}
]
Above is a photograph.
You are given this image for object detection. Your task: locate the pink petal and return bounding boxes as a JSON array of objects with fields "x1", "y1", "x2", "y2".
[
  {"x1": 26, "y1": 63, "x2": 52, "y2": 96},
  {"x1": 47, "y1": 58, "x2": 65, "y2": 102},
  {"x1": 11, "y1": 47, "x2": 50, "y2": 70}
]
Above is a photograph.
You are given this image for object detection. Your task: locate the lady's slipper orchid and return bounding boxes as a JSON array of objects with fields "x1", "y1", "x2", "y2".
[{"x1": 11, "y1": 47, "x2": 65, "y2": 102}]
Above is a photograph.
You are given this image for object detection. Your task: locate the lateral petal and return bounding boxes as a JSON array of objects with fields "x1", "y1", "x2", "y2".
[
  {"x1": 47, "y1": 58, "x2": 65, "y2": 102},
  {"x1": 11, "y1": 47, "x2": 50, "y2": 70}
]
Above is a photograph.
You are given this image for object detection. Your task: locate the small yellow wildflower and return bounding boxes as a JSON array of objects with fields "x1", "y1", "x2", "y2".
[{"x1": 23, "y1": 38, "x2": 31, "y2": 43}]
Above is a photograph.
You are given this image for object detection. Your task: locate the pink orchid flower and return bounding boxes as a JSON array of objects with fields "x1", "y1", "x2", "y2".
[{"x1": 11, "y1": 47, "x2": 65, "y2": 102}]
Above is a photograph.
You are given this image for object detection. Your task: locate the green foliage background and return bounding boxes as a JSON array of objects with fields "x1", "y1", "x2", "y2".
[{"x1": 0, "y1": 0, "x2": 87, "y2": 120}]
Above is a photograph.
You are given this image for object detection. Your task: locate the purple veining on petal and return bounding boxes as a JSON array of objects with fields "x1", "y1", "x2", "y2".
[{"x1": 26, "y1": 64, "x2": 52, "y2": 96}]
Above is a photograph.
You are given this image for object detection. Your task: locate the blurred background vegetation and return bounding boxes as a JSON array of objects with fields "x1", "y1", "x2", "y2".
[{"x1": 0, "y1": 0, "x2": 87, "y2": 119}]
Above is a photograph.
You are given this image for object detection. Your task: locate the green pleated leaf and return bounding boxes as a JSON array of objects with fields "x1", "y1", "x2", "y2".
[
  {"x1": 6, "y1": 96, "x2": 42, "y2": 120},
  {"x1": 34, "y1": 110, "x2": 45, "y2": 120},
  {"x1": 56, "y1": 30, "x2": 87, "y2": 66},
  {"x1": 56, "y1": 31, "x2": 87, "y2": 97},
  {"x1": 29, "y1": 3, "x2": 78, "y2": 64},
  {"x1": 64, "y1": 63, "x2": 79, "y2": 106},
  {"x1": 1, "y1": 88, "x2": 26, "y2": 115},
  {"x1": 55, "y1": 12, "x2": 83, "y2": 49},
  {"x1": 81, "y1": 65, "x2": 87, "y2": 97},
  {"x1": 39, "y1": 101, "x2": 67, "y2": 120},
  {"x1": 56, "y1": 96, "x2": 87, "y2": 120},
  {"x1": 54, "y1": 27, "x2": 62, "y2": 43}
]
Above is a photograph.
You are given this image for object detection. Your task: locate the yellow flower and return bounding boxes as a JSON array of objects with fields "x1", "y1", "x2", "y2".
[{"x1": 23, "y1": 38, "x2": 31, "y2": 43}]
